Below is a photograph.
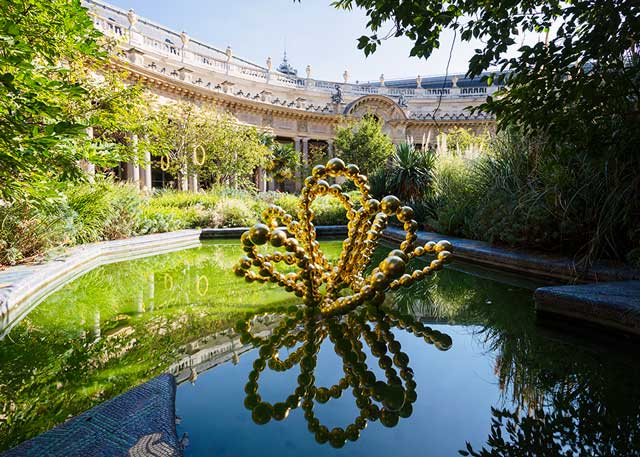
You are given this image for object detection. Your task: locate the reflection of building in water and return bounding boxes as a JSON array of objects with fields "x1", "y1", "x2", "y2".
[{"x1": 168, "y1": 314, "x2": 281, "y2": 385}]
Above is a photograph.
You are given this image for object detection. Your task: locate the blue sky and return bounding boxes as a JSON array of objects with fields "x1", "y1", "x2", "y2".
[{"x1": 103, "y1": 0, "x2": 492, "y2": 83}]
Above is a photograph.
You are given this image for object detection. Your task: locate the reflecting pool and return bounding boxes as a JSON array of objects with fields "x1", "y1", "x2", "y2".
[{"x1": 0, "y1": 240, "x2": 639, "y2": 455}]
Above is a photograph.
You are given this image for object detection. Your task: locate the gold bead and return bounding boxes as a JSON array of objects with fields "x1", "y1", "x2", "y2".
[
  {"x1": 239, "y1": 256, "x2": 252, "y2": 269},
  {"x1": 430, "y1": 259, "x2": 443, "y2": 271},
  {"x1": 400, "y1": 241, "x2": 414, "y2": 252},
  {"x1": 381, "y1": 196, "x2": 401, "y2": 215},
  {"x1": 388, "y1": 249, "x2": 408, "y2": 262},
  {"x1": 411, "y1": 269, "x2": 424, "y2": 280},
  {"x1": 413, "y1": 246, "x2": 425, "y2": 257},
  {"x1": 399, "y1": 273, "x2": 412, "y2": 286},
  {"x1": 270, "y1": 229, "x2": 288, "y2": 247},
  {"x1": 424, "y1": 241, "x2": 436, "y2": 252},
  {"x1": 249, "y1": 224, "x2": 270, "y2": 245},
  {"x1": 326, "y1": 158, "x2": 346, "y2": 172},
  {"x1": 312, "y1": 164, "x2": 326, "y2": 177},
  {"x1": 437, "y1": 250, "x2": 453, "y2": 263},
  {"x1": 346, "y1": 164, "x2": 360, "y2": 175},
  {"x1": 285, "y1": 238, "x2": 299, "y2": 252},
  {"x1": 435, "y1": 240, "x2": 453, "y2": 253},
  {"x1": 370, "y1": 271, "x2": 389, "y2": 291},
  {"x1": 365, "y1": 199, "x2": 380, "y2": 213},
  {"x1": 316, "y1": 179, "x2": 329, "y2": 193},
  {"x1": 241, "y1": 231, "x2": 253, "y2": 247},
  {"x1": 396, "y1": 206, "x2": 414, "y2": 223},
  {"x1": 379, "y1": 256, "x2": 406, "y2": 279}
]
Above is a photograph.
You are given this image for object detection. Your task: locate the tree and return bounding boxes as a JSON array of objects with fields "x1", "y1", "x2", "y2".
[
  {"x1": 147, "y1": 102, "x2": 272, "y2": 190},
  {"x1": 0, "y1": 0, "x2": 150, "y2": 202},
  {"x1": 325, "y1": 0, "x2": 640, "y2": 158},
  {"x1": 333, "y1": 116, "x2": 394, "y2": 174},
  {"x1": 445, "y1": 127, "x2": 489, "y2": 156}
]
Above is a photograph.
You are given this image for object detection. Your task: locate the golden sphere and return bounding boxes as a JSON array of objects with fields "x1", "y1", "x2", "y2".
[
  {"x1": 424, "y1": 241, "x2": 436, "y2": 253},
  {"x1": 411, "y1": 269, "x2": 424, "y2": 280},
  {"x1": 435, "y1": 240, "x2": 453, "y2": 253},
  {"x1": 388, "y1": 249, "x2": 409, "y2": 263},
  {"x1": 380, "y1": 256, "x2": 406, "y2": 279},
  {"x1": 330, "y1": 184, "x2": 342, "y2": 194},
  {"x1": 396, "y1": 206, "x2": 414, "y2": 222},
  {"x1": 312, "y1": 164, "x2": 326, "y2": 177},
  {"x1": 285, "y1": 238, "x2": 299, "y2": 252},
  {"x1": 316, "y1": 179, "x2": 329, "y2": 193},
  {"x1": 437, "y1": 250, "x2": 453, "y2": 263},
  {"x1": 365, "y1": 199, "x2": 380, "y2": 212},
  {"x1": 241, "y1": 231, "x2": 253, "y2": 247},
  {"x1": 430, "y1": 259, "x2": 443, "y2": 271},
  {"x1": 239, "y1": 256, "x2": 252, "y2": 269},
  {"x1": 414, "y1": 246, "x2": 425, "y2": 256},
  {"x1": 326, "y1": 158, "x2": 346, "y2": 172},
  {"x1": 346, "y1": 164, "x2": 360, "y2": 175},
  {"x1": 404, "y1": 220, "x2": 419, "y2": 232},
  {"x1": 269, "y1": 229, "x2": 288, "y2": 247},
  {"x1": 304, "y1": 176, "x2": 316, "y2": 187},
  {"x1": 370, "y1": 271, "x2": 389, "y2": 291},
  {"x1": 381, "y1": 195, "x2": 401, "y2": 215},
  {"x1": 400, "y1": 241, "x2": 414, "y2": 252},
  {"x1": 248, "y1": 224, "x2": 270, "y2": 245}
]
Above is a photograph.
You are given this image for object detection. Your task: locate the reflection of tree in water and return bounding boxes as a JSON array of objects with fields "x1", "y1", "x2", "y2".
[
  {"x1": 387, "y1": 261, "x2": 640, "y2": 456},
  {"x1": 235, "y1": 305, "x2": 452, "y2": 448}
]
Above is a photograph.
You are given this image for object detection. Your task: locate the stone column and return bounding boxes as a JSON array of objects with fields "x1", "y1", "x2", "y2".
[
  {"x1": 327, "y1": 139, "x2": 334, "y2": 158},
  {"x1": 294, "y1": 137, "x2": 302, "y2": 192},
  {"x1": 257, "y1": 167, "x2": 267, "y2": 193},
  {"x1": 302, "y1": 138, "x2": 309, "y2": 175},
  {"x1": 127, "y1": 134, "x2": 140, "y2": 186},
  {"x1": 142, "y1": 142, "x2": 152, "y2": 192}
]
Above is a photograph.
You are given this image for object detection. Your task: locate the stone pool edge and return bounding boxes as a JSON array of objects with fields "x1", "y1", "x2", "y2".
[{"x1": 0, "y1": 229, "x2": 201, "y2": 335}]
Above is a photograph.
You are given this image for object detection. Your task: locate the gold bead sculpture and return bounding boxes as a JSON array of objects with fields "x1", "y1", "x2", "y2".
[{"x1": 234, "y1": 158, "x2": 454, "y2": 316}]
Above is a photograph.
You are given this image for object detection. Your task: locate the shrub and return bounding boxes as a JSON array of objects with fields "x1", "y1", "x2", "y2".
[
  {"x1": 428, "y1": 156, "x2": 476, "y2": 236},
  {"x1": 310, "y1": 195, "x2": 348, "y2": 225},
  {"x1": 148, "y1": 190, "x2": 219, "y2": 210},
  {"x1": 386, "y1": 143, "x2": 436, "y2": 202},
  {"x1": 67, "y1": 179, "x2": 144, "y2": 242},
  {"x1": 137, "y1": 209, "x2": 185, "y2": 234},
  {"x1": 0, "y1": 201, "x2": 73, "y2": 265},
  {"x1": 214, "y1": 198, "x2": 256, "y2": 227}
]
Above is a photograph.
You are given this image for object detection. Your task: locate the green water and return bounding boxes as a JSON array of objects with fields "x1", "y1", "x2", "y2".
[{"x1": 0, "y1": 240, "x2": 639, "y2": 455}]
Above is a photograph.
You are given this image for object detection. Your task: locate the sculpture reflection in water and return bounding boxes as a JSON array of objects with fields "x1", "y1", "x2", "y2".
[{"x1": 234, "y1": 305, "x2": 452, "y2": 448}]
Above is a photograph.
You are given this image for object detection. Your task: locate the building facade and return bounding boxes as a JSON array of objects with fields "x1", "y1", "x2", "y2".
[{"x1": 84, "y1": 0, "x2": 498, "y2": 191}]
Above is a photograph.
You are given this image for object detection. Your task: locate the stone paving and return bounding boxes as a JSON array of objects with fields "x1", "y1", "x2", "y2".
[{"x1": 1, "y1": 374, "x2": 181, "y2": 457}]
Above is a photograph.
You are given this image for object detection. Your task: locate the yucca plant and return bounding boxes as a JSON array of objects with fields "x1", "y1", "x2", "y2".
[{"x1": 386, "y1": 143, "x2": 436, "y2": 201}]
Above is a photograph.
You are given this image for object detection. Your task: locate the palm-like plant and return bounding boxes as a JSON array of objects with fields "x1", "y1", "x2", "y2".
[
  {"x1": 267, "y1": 143, "x2": 300, "y2": 188},
  {"x1": 387, "y1": 143, "x2": 436, "y2": 201}
]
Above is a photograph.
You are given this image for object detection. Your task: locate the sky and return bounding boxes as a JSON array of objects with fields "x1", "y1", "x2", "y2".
[{"x1": 103, "y1": 0, "x2": 494, "y2": 83}]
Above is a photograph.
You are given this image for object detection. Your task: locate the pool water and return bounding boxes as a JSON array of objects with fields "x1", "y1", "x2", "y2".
[{"x1": 0, "y1": 240, "x2": 639, "y2": 455}]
